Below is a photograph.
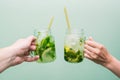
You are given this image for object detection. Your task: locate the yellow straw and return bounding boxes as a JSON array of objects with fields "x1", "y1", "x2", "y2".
[
  {"x1": 48, "y1": 16, "x2": 54, "y2": 31},
  {"x1": 64, "y1": 7, "x2": 71, "y2": 32}
]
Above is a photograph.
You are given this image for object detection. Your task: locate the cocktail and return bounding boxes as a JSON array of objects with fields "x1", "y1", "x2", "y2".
[
  {"x1": 31, "y1": 29, "x2": 56, "y2": 63},
  {"x1": 30, "y1": 17, "x2": 56, "y2": 63},
  {"x1": 64, "y1": 29, "x2": 85, "y2": 63},
  {"x1": 64, "y1": 7, "x2": 86, "y2": 63}
]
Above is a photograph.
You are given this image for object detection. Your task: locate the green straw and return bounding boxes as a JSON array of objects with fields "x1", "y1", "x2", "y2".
[
  {"x1": 48, "y1": 16, "x2": 54, "y2": 31},
  {"x1": 64, "y1": 7, "x2": 71, "y2": 33}
]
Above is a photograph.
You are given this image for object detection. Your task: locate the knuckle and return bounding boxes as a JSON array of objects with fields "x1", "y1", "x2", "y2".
[
  {"x1": 19, "y1": 39, "x2": 25, "y2": 41},
  {"x1": 99, "y1": 45, "x2": 104, "y2": 50},
  {"x1": 95, "y1": 55, "x2": 99, "y2": 59},
  {"x1": 16, "y1": 60, "x2": 22, "y2": 64},
  {"x1": 95, "y1": 50, "x2": 101, "y2": 55},
  {"x1": 92, "y1": 55, "x2": 98, "y2": 59}
]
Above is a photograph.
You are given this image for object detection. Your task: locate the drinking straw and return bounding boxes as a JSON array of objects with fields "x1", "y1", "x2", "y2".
[
  {"x1": 64, "y1": 7, "x2": 71, "y2": 33},
  {"x1": 48, "y1": 16, "x2": 54, "y2": 31}
]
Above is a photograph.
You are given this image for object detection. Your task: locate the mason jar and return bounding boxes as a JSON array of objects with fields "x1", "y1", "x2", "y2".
[
  {"x1": 31, "y1": 29, "x2": 56, "y2": 63},
  {"x1": 64, "y1": 29, "x2": 86, "y2": 63}
]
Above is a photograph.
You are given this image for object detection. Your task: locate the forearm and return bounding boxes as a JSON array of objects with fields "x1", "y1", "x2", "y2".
[
  {"x1": 103, "y1": 56, "x2": 120, "y2": 78},
  {"x1": 0, "y1": 47, "x2": 14, "y2": 73},
  {"x1": 0, "y1": 57, "x2": 11, "y2": 73}
]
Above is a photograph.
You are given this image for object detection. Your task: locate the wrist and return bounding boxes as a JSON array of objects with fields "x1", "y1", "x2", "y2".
[
  {"x1": 4, "y1": 46, "x2": 17, "y2": 67},
  {"x1": 0, "y1": 46, "x2": 16, "y2": 72},
  {"x1": 99, "y1": 53, "x2": 113, "y2": 68},
  {"x1": 102, "y1": 55, "x2": 120, "y2": 78}
]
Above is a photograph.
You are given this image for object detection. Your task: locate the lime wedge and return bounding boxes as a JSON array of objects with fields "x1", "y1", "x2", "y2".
[{"x1": 41, "y1": 47, "x2": 55, "y2": 63}]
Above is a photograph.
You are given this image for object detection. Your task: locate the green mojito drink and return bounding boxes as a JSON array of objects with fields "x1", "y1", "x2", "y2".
[
  {"x1": 31, "y1": 29, "x2": 56, "y2": 63},
  {"x1": 64, "y1": 29, "x2": 86, "y2": 63}
]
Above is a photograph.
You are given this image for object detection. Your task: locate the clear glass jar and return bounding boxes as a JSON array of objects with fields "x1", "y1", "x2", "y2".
[
  {"x1": 64, "y1": 29, "x2": 86, "y2": 63},
  {"x1": 31, "y1": 29, "x2": 56, "y2": 63}
]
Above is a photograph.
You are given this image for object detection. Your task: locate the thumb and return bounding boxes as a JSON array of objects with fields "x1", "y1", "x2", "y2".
[
  {"x1": 26, "y1": 35, "x2": 36, "y2": 43},
  {"x1": 89, "y1": 36, "x2": 94, "y2": 41}
]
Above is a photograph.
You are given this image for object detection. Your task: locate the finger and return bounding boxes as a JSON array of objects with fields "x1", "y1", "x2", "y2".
[
  {"x1": 23, "y1": 52, "x2": 30, "y2": 56},
  {"x1": 31, "y1": 42, "x2": 36, "y2": 45},
  {"x1": 86, "y1": 40, "x2": 102, "y2": 49},
  {"x1": 84, "y1": 49, "x2": 99, "y2": 61},
  {"x1": 84, "y1": 53, "x2": 92, "y2": 60},
  {"x1": 88, "y1": 37, "x2": 94, "y2": 41},
  {"x1": 84, "y1": 49, "x2": 93, "y2": 59},
  {"x1": 24, "y1": 56, "x2": 39, "y2": 62},
  {"x1": 84, "y1": 48, "x2": 106, "y2": 63},
  {"x1": 30, "y1": 45, "x2": 36, "y2": 50},
  {"x1": 84, "y1": 44, "x2": 98, "y2": 53},
  {"x1": 85, "y1": 44, "x2": 102, "y2": 55},
  {"x1": 27, "y1": 35, "x2": 36, "y2": 43}
]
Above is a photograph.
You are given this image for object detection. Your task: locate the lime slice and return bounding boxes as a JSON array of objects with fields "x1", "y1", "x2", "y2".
[
  {"x1": 41, "y1": 48, "x2": 55, "y2": 63},
  {"x1": 64, "y1": 46, "x2": 70, "y2": 53}
]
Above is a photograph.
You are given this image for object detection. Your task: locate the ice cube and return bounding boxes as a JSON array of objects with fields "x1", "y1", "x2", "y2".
[{"x1": 65, "y1": 34, "x2": 80, "y2": 51}]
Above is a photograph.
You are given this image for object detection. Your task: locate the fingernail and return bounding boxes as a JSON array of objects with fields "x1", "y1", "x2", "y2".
[{"x1": 36, "y1": 55, "x2": 39, "y2": 58}]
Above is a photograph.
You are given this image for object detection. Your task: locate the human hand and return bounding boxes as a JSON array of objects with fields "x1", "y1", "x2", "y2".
[
  {"x1": 9, "y1": 36, "x2": 39, "y2": 66},
  {"x1": 84, "y1": 37, "x2": 112, "y2": 66}
]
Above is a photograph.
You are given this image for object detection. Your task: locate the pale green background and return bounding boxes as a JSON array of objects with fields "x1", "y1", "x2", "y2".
[{"x1": 0, "y1": 0, "x2": 120, "y2": 80}]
